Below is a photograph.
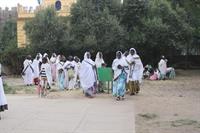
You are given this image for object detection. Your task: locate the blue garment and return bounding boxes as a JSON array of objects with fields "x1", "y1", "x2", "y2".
[
  {"x1": 113, "y1": 71, "x2": 127, "y2": 97},
  {"x1": 58, "y1": 72, "x2": 65, "y2": 90}
]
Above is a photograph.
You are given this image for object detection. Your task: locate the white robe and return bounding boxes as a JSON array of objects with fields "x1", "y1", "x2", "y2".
[
  {"x1": 56, "y1": 61, "x2": 65, "y2": 88},
  {"x1": 64, "y1": 61, "x2": 75, "y2": 90},
  {"x1": 95, "y1": 52, "x2": 105, "y2": 68},
  {"x1": 132, "y1": 54, "x2": 144, "y2": 83},
  {"x1": 32, "y1": 59, "x2": 40, "y2": 79},
  {"x1": 79, "y1": 58, "x2": 96, "y2": 91},
  {"x1": 112, "y1": 58, "x2": 127, "y2": 80},
  {"x1": 22, "y1": 59, "x2": 33, "y2": 85},
  {"x1": 0, "y1": 77, "x2": 7, "y2": 111},
  {"x1": 0, "y1": 63, "x2": 7, "y2": 111},
  {"x1": 40, "y1": 63, "x2": 52, "y2": 87},
  {"x1": 158, "y1": 59, "x2": 167, "y2": 75},
  {"x1": 126, "y1": 54, "x2": 135, "y2": 82}
]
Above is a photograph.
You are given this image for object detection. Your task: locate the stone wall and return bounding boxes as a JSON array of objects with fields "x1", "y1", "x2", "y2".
[{"x1": 0, "y1": 7, "x2": 17, "y2": 32}]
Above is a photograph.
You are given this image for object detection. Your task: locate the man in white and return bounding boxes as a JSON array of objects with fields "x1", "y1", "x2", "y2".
[
  {"x1": 0, "y1": 63, "x2": 8, "y2": 120},
  {"x1": 126, "y1": 48, "x2": 144, "y2": 95},
  {"x1": 22, "y1": 55, "x2": 34, "y2": 86},
  {"x1": 79, "y1": 52, "x2": 97, "y2": 98},
  {"x1": 158, "y1": 55, "x2": 167, "y2": 80}
]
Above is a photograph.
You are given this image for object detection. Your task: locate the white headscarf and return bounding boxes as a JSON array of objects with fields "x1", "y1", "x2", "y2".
[
  {"x1": 79, "y1": 52, "x2": 96, "y2": 91},
  {"x1": 50, "y1": 53, "x2": 57, "y2": 63},
  {"x1": 95, "y1": 52, "x2": 105, "y2": 68},
  {"x1": 112, "y1": 51, "x2": 127, "y2": 80},
  {"x1": 131, "y1": 48, "x2": 144, "y2": 83},
  {"x1": 130, "y1": 48, "x2": 137, "y2": 55},
  {"x1": 84, "y1": 52, "x2": 89, "y2": 60},
  {"x1": 43, "y1": 53, "x2": 48, "y2": 57}
]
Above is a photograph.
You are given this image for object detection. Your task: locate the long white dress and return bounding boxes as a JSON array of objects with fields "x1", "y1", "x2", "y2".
[
  {"x1": 72, "y1": 61, "x2": 81, "y2": 88},
  {"x1": 79, "y1": 53, "x2": 97, "y2": 96},
  {"x1": 158, "y1": 59, "x2": 167, "y2": 75},
  {"x1": 64, "y1": 61, "x2": 75, "y2": 90},
  {"x1": 126, "y1": 54, "x2": 135, "y2": 82},
  {"x1": 126, "y1": 48, "x2": 144, "y2": 83},
  {"x1": 32, "y1": 58, "x2": 40, "y2": 79},
  {"x1": 50, "y1": 56, "x2": 57, "y2": 82},
  {"x1": 0, "y1": 64, "x2": 8, "y2": 112},
  {"x1": 132, "y1": 54, "x2": 144, "y2": 83},
  {"x1": 95, "y1": 52, "x2": 105, "y2": 68},
  {"x1": 22, "y1": 59, "x2": 34, "y2": 85}
]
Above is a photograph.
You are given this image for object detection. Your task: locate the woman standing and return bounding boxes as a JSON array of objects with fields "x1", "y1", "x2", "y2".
[
  {"x1": 22, "y1": 55, "x2": 34, "y2": 86},
  {"x1": 112, "y1": 51, "x2": 128, "y2": 101},
  {"x1": 50, "y1": 53, "x2": 57, "y2": 84},
  {"x1": 95, "y1": 52, "x2": 105, "y2": 68},
  {"x1": 0, "y1": 63, "x2": 8, "y2": 120},
  {"x1": 79, "y1": 52, "x2": 97, "y2": 98}
]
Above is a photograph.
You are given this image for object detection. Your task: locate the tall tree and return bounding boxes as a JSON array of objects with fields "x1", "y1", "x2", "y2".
[
  {"x1": 70, "y1": 0, "x2": 126, "y2": 55},
  {"x1": 24, "y1": 7, "x2": 70, "y2": 54}
]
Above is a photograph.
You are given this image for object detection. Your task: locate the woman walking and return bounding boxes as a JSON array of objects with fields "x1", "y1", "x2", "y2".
[
  {"x1": 0, "y1": 63, "x2": 8, "y2": 120},
  {"x1": 112, "y1": 51, "x2": 128, "y2": 101}
]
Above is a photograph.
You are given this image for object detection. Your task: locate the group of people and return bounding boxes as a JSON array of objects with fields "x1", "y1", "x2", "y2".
[
  {"x1": 21, "y1": 48, "x2": 144, "y2": 100},
  {"x1": 22, "y1": 53, "x2": 82, "y2": 94},
  {"x1": 79, "y1": 48, "x2": 144, "y2": 100},
  {"x1": 112, "y1": 48, "x2": 144, "y2": 100},
  {"x1": 143, "y1": 56, "x2": 176, "y2": 80}
]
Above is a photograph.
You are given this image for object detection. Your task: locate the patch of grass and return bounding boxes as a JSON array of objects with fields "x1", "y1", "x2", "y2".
[
  {"x1": 171, "y1": 119, "x2": 198, "y2": 127},
  {"x1": 138, "y1": 113, "x2": 158, "y2": 120},
  {"x1": 3, "y1": 83, "x2": 16, "y2": 94}
]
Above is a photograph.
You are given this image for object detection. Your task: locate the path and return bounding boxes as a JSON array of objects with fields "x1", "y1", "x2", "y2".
[{"x1": 0, "y1": 95, "x2": 135, "y2": 133}]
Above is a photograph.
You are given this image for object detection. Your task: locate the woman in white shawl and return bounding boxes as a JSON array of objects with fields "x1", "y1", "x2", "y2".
[
  {"x1": 112, "y1": 51, "x2": 128, "y2": 101},
  {"x1": 50, "y1": 53, "x2": 57, "y2": 83},
  {"x1": 0, "y1": 63, "x2": 8, "y2": 120},
  {"x1": 158, "y1": 55, "x2": 167, "y2": 80},
  {"x1": 56, "y1": 55, "x2": 66, "y2": 90},
  {"x1": 22, "y1": 55, "x2": 34, "y2": 86},
  {"x1": 95, "y1": 52, "x2": 105, "y2": 68},
  {"x1": 127, "y1": 48, "x2": 144, "y2": 95},
  {"x1": 95, "y1": 52, "x2": 106, "y2": 93},
  {"x1": 32, "y1": 54, "x2": 40, "y2": 85},
  {"x1": 79, "y1": 52, "x2": 97, "y2": 98}
]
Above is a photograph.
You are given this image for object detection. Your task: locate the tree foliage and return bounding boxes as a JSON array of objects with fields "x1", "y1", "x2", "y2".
[{"x1": 24, "y1": 7, "x2": 70, "y2": 54}]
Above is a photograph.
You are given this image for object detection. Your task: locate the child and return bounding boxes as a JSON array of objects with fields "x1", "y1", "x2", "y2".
[{"x1": 39, "y1": 57, "x2": 52, "y2": 97}]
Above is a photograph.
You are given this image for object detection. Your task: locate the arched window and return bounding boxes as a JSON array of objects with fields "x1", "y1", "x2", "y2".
[{"x1": 55, "y1": 0, "x2": 62, "y2": 11}]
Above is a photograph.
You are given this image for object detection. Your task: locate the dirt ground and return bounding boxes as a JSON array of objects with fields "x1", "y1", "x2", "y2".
[{"x1": 4, "y1": 70, "x2": 200, "y2": 133}]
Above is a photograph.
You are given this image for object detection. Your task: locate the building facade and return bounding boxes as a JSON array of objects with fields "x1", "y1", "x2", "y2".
[
  {"x1": 17, "y1": 0, "x2": 76, "y2": 48},
  {"x1": 0, "y1": 7, "x2": 17, "y2": 32}
]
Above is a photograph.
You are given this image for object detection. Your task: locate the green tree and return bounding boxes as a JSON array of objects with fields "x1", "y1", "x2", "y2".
[
  {"x1": 0, "y1": 20, "x2": 28, "y2": 74},
  {"x1": 0, "y1": 20, "x2": 17, "y2": 52},
  {"x1": 70, "y1": 0, "x2": 126, "y2": 56},
  {"x1": 24, "y1": 7, "x2": 70, "y2": 54}
]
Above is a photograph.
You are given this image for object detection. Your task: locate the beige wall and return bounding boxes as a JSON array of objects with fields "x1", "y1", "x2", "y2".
[{"x1": 17, "y1": 0, "x2": 76, "y2": 48}]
